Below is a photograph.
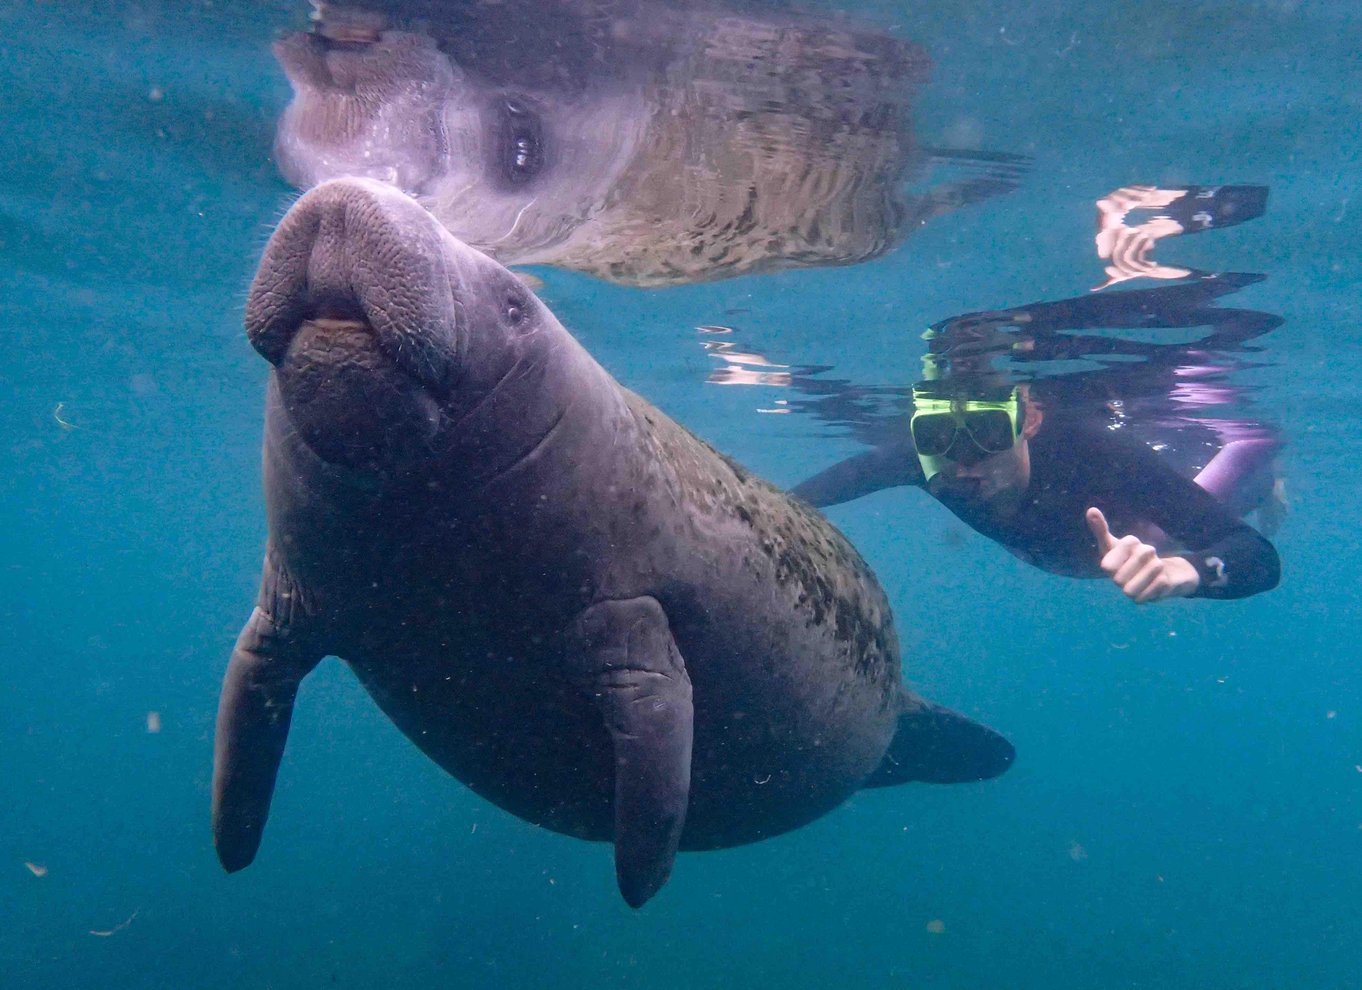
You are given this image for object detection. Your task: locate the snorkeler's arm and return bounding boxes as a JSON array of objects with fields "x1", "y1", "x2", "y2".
[
  {"x1": 1094, "y1": 444, "x2": 1280, "y2": 600},
  {"x1": 790, "y1": 437, "x2": 924, "y2": 508},
  {"x1": 1167, "y1": 512, "x2": 1280, "y2": 600}
]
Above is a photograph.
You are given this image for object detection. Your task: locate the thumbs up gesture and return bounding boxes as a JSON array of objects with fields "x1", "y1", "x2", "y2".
[{"x1": 1086, "y1": 507, "x2": 1201, "y2": 603}]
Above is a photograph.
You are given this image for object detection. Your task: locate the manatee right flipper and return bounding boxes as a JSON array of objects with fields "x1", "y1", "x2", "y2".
[
  {"x1": 862, "y1": 698, "x2": 1015, "y2": 788},
  {"x1": 212, "y1": 552, "x2": 323, "y2": 872},
  {"x1": 565, "y1": 597, "x2": 694, "y2": 909}
]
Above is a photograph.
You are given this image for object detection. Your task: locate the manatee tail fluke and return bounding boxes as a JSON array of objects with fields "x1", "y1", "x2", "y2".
[
  {"x1": 862, "y1": 699, "x2": 1015, "y2": 788},
  {"x1": 212, "y1": 605, "x2": 321, "y2": 872}
]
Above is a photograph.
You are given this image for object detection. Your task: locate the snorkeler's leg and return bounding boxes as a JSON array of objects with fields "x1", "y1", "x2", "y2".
[{"x1": 1193, "y1": 436, "x2": 1282, "y2": 519}]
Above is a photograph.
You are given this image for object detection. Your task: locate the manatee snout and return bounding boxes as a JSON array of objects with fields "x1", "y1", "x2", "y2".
[
  {"x1": 247, "y1": 177, "x2": 462, "y2": 386},
  {"x1": 246, "y1": 178, "x2": 463, "y2": 468}
]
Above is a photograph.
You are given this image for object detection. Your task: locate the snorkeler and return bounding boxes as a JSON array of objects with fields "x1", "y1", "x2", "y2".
[
  {"x1": 792, "y1": 377, "x2": 1280, "y2": 602},
  {"x1": 785, "y1": 271, "x2": 1284, "y2": 603}
]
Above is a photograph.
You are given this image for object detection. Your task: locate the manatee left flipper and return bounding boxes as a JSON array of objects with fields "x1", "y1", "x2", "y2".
[
  {"x1": 862, "y1": 697, "x2": 1015, "y2": 788},
  {"x1": 212, "y1": 552, "x2": 323, "y2": 872},
  {"x1": 566, "y1": 597, "x2": 694, "y2": 909}
]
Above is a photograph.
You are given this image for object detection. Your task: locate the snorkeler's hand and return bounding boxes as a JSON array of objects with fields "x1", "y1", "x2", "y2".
[{"x1": 1086, "y1": 507, "x2": 1200, "y2": 603}]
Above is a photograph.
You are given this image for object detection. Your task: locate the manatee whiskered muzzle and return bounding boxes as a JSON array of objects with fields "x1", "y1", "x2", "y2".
[
  {"x1": 276, "y1": 315, "x2": 445, "y2": 471},
  {"x1": 250, "y1": 300, "x2": 459, "y2": 398},
  {"x1": 245, "y1": 177, "x2": 466, "y2": 395}
]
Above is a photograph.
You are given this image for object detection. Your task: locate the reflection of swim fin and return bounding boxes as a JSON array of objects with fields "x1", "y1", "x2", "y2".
[
  {"x1": 1157, "y1": 185, "x2": 1269, "y2": 234},
  {"x1": 862, "y1": 698, "x2": 1015, "y2": 788}
]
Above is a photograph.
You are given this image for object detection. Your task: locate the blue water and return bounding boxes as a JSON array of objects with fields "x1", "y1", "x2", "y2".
[{"x1": 4, "y1": 1, "x2": 1360, "y2": 987}]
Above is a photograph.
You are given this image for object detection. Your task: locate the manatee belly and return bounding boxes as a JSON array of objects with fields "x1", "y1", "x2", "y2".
[{"x1": 344, "y1": 636, "x2": 896, "y2": 850}]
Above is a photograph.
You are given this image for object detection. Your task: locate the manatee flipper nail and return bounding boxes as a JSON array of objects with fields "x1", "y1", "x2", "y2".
[
  {"x1": 862, "y1": 699, "x2": 1015, "y2": 788},
  {"x1": 566, "y1": 597, "x2": 694, "y2": 909},
  {"x1": 212, "y1": 556, "x2": 322, "y2": 872}
]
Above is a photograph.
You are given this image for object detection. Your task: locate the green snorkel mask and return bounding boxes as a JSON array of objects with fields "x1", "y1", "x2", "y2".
[
  {"x1": 911, "y1": 326, "x2": 1027, "y2": 482},
  {"x1": 910, "y1": 386, "x2": 1023, "y2": 482}
]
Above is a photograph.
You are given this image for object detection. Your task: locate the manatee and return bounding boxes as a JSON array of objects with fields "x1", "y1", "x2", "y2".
[
  {"x1": 212, "y1": 177, "x2": 1014, "y2": 907},
  {"x1": 268, "y1": 0, "x2": 1026, "y2": 287}
]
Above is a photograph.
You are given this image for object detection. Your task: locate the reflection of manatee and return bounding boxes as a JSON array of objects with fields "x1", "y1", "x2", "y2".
[
  {"x1": 273, "y1": 0, "x2": 1022, "y2": 286},
  {"x1": 212, "y1": 178, "x2": 1015, "y2": 907}
]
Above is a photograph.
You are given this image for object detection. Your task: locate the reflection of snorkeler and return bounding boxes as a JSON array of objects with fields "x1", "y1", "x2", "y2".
[{"x1": 787, "y1": 278, "x2": 1283, "y2": 603}]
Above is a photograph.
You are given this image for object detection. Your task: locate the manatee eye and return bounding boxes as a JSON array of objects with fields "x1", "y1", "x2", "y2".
[
  {"x1": 506, "y1": 298, "x2": 525, "y2": 324},
  {"x1": 497, "y1": 96, "x2": 543, "y2": 186}
]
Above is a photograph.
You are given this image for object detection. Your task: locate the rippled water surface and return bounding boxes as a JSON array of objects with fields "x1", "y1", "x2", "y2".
[{"x1": 4, "y1": 2, "x2": 1360, "y2": 987}]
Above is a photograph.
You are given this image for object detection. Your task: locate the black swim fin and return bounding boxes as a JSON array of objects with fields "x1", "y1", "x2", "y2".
[{"x1": 862, "y1": 698, "x2": 1015, "y2": 788}]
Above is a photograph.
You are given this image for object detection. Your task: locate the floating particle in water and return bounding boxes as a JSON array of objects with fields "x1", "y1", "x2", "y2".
[
  {"x1": 90, "y1": 909, "x2": 139, "y2": 937},
  {"x1": 1272, "y1": 477, "x2": 1289, "y2": 507},
  {"x1": 146, "y1": 711, "x2": 162, "y2": 734},
  {"x1": 24, "y1": 861, "x2": 47, "y2": 877},
  {"x1": 1068, "y1": 841, "x2": 1088, "y2": 862},
  {"x1": 53, "y1": 403, "x2": 77, "y2": 430},
  {"x1": 925, "y1": 919, "x2": 945, "y2": 935},
  {"x1": 1326, "y1": 710, "x2": 1337, "y2": 720}
]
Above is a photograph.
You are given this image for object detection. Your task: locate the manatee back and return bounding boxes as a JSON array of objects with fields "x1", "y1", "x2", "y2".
[{"x1": 620, "y1": 389, "x2": 903, "y2": 699}]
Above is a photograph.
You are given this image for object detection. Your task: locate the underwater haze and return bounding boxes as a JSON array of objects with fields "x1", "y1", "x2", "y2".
[{"x1": 4, "y1": 1, "x2": 1361, "y2": 987}]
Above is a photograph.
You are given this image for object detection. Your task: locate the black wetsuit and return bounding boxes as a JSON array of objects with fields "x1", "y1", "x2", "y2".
[{"x1": 791, "y1": 416, "x2": 1280, "y2": 600}]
